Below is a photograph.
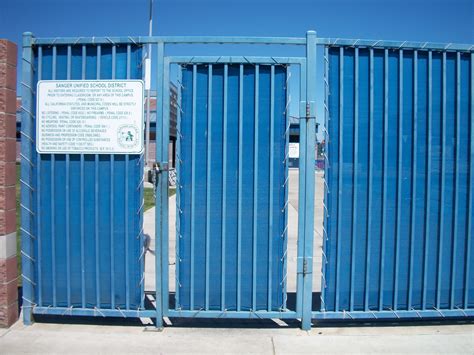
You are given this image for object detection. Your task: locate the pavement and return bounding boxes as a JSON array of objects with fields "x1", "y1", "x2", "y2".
[{"x1": 1, "y1": 171, "x2": 473, "y2": 354}]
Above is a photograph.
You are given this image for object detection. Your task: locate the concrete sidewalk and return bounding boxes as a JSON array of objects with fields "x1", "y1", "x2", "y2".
[{"x1": 1, "y1": 318, "x2": 472, "y2": 354}]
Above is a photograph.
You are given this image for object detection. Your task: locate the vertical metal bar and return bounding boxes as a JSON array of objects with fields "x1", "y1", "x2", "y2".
[
  {"x1": 110, "y1": 45, "x2": 116, "y2": 310},
  {"x1": 67, "y1": 45, "x2": 72, "y2": 79},
  {"x1": 221, "y1": 64, "x2": 228, "y2": 311},
  {"x1": 465, "y1": 53, "x2": 474, "y2": 309},
  {"x1": 364, "y1": 48, "x2": 374, "y2": 311},
  {"x1": 437, "y1": 52, "x2": 447, "y2": 309},
  {"x1": 65, "y1": 154, "x2": 71, "y2": 307},
  {"x1": 190, "y1": 64, "x2": 197, "y2": 310},
  {"x1": 155, "y1": 42, "x2": 164, "y2": 327},
  {"x1": 65, "y1": 45, "x2": 72, "y2": 307},
  {"x1": 422, "y1": 51, "x2": 433, "y2": 310},
  {"x1": 408, "y1": 51, "x2": 418, "y2": 310},
  {"x1": 394, "y1": 49, "x2": 403, "y2": 310},
  {"x1": 379, "y1": 49, "x2": 389, "y2": 311},
  {"x1": 296, "y1": 61, "x2": 307, "y2": 316},
  {"x1": 161, "y1": 57, "x2": 170, "y2": 314},
  {"x1": 321, "y1": 49, "x2": 329, "y2": 311},
  {"x1": 110, "y1": 163, "x2": 115, "y2": 311},
  {"x1": 82, "y1": 45, "x2": 86, "y2": 80},
  {"x1": 51, "y1": 45, "x2": 57, "y2": 307},
  {"x1": 301, "y1": 30, "x2": 317, "y2": 330},
  {"x1": 205, "y1": 65, "x2": 212, "y2": 311},
  {"x1": 36, "y1": 45, "x2": 43, "y2": 308},
  {"x1": 191, "y1": 65, "x2": 197, "y2": 309},
  {"x1": 125, "y1": 44, "x2": 131, "y2": 310},
  {"x1": 283, "y1": 64, "x2": 290, "y2": 310},
  {"x1": 51, "y1": 160, "x2": 56, "y2": 307},
  {"x1": 335, "y1": 46, "x2": 344, "y2": 312},
  {"x1": 52, "y1": 46, "x2": 57, "y2": 78},
  {"x1": 450, "y1": 52, "x2": 461, "y2": 308},
  {"x1": 175, "y1": 66, "x2": 183, "y2": 310},
  {"x1": 21, "y1": 32, "x2": 35, "y2": 325},
  {"x1": 252, "y1": 65, "x2": 260, "y2": 311},
  {"x1": 79, "y1": 46, "x2": 86, "y2": 308},
  {"x1": 237, "y1": 64, "x2": 243, "y2": 311},
  {"x1": 95, "y1": 45, "x2": 101, "y2": 308},
  {"x1": 80, "y1": 155, "x2": 85, "y2": 308},
  {"x1": 268, "y1": 65, "x2": 275, "y2": 311},
  {"x1": 350, "y1": 47, "x2": 359, "y2": 312}
]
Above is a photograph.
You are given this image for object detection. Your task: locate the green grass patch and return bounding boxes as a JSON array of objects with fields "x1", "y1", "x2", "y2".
[
  {"x1": 144, "y1": 187, "x2": 176, "y2": 212},
  {"x1": 144, "y1": 187, "x2": 155, "y2": 211}
]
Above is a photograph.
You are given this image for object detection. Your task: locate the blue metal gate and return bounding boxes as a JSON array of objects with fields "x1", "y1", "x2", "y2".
[
  {"x1": 320, "y1": 44, "x2": 474, "y2": 320},
  {"x1": 21, "y1": 31, "x2": 473, "y2": 330}
]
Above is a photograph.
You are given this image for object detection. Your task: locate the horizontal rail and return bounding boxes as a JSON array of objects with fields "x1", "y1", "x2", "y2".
[
  {"x1": 313, "y1": 309, "x2": 474, "y2": 320},
  {"x1": 166, "y1": 56, "x2": 305, "y2": 65},
  {"x1": 33, "y1": 307, "x2": 157, "y2": 318},
  {"x1": 30, "y1": 34, "x2": 473, "y2": 52},
  {"x1": 31, "y1": 35, "x2": 306, "y2": 46},
  {"x1": 318, "y1": 38, "x2": 474, "y2": 52},
  {"x1": 32, "y1": 307, "x2": 298, "y2": 320}
]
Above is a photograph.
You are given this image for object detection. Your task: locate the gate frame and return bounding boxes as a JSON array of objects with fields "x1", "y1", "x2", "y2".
[
  {"x1": 158, "y1": 55, "x2": 308, "y2": 325},
  {"x1": 21, "y1": 30, "x2": 473, "y2": 330}
]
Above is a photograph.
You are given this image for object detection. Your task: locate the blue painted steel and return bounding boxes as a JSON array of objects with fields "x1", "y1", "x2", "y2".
[
  {"x1": 155, "y1": 42, "x2": 165, "y2": 327},
  {"x1": 22, "y1": 32, "x2": 473, "y2": 328},
  {"x1": 301, "y1": 31, "x2": 317, "y2": 330},
  {"x1": 296, "y1": 67, "x2": 306, "y2": 317},
  {"x1": 24, "y1": 40, "x2": 144, "y2": 316},
  {"x1": 32, "y1": 36, "x2": 474, "y2": 52},
  {"x1": 322, "y1": 46, "x2": 474, "y2": 315},
  {"x1": 161, "y1": 53, "x2": 171, "y2": 317},
  {"x1": 175, "y1": 59, "x2": 288, "y2": 312},
  {"x1": 253, "y1": 64, "x2": 260, "y2": 312}
]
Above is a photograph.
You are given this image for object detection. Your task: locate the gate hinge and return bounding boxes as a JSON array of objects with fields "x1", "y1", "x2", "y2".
[
  {"x1": 303, "y1": 257, "x2": 312, "y2": 276},
  {"x1": 300, "y1": 101, "x2": 316, "y2": 120}
]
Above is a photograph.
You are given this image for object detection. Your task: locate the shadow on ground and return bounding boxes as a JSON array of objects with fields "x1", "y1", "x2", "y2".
[{"x1": 20, "y1": 289, "x2": 474, "y2": 329}]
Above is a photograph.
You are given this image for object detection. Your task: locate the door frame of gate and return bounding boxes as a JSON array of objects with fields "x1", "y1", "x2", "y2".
[
  {"x1": 152, "y1": 32, "x2": 317, "y2": 330},
  {"x1": 158, "y1": 55, "x2": 311, "y2": 327}
]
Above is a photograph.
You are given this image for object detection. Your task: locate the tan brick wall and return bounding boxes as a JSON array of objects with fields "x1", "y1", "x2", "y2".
[{"x1": 0, "y1": 39, "x2": 18, "y2": 328}]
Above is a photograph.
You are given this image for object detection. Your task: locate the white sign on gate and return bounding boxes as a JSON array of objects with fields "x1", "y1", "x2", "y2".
[
  {"x1": 36, "y1": 80, "x2": 144, "y2": 154},
  {"x1": 289, "y1": 142, "x2": 300, "y2": 158}
]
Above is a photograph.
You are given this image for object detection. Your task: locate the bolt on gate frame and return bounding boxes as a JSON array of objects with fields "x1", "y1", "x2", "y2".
[{"x1": 21, "y1": 30, "x2": 474, "y2": 330}]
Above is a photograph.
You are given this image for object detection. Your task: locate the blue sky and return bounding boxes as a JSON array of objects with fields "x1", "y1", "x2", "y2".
[
  {"x1": 2, "y1": 0, "x2": 473, "y2": 44},
  {"x1": 1, "y1": 0, "x2": 473, "y2": 133}
]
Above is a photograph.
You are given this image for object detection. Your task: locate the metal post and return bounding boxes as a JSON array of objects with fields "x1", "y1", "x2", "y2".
[
  {"x1": 154, "y1": 42, "x2": 164, "y2": 329},
  {"x1": 301, "y1": 30, "x2": 316, "y2": 331},
  {"x1": 145, "y1": 0, "x2": 154, "y2": 166},
  {"x1": 21, "y1": 32, "x2": 35, "y2": 325}
]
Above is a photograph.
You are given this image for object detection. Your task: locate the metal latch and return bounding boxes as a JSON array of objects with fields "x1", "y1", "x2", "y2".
[{"x1": 147, "y1": 162, "x2": 169, "y2": 187}]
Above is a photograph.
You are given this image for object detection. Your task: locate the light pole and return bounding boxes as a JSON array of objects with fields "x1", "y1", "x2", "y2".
[{"x1": 145, "y1": 0, "x2": 153, "y2": 167}]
